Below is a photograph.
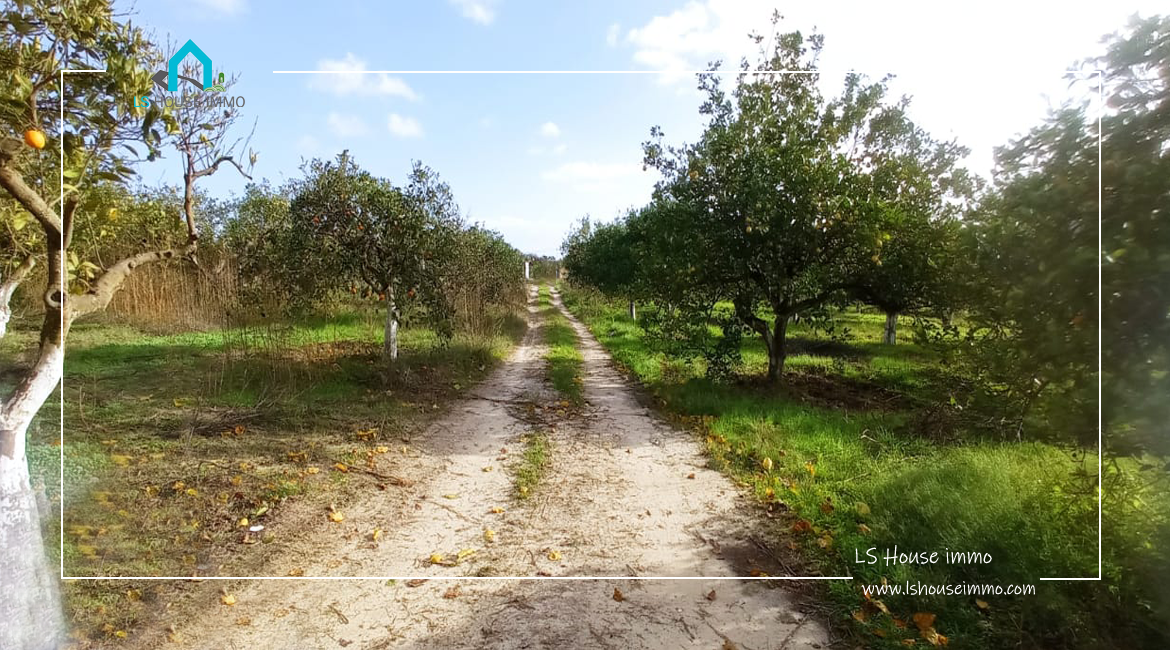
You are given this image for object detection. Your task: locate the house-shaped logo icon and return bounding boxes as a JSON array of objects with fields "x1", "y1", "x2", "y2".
[{"x1": 168, "y1": 39, "x2": 212, "y2": 91}]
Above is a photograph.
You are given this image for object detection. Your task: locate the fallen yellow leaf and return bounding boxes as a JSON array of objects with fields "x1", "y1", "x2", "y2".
[
  {"x1": 221, "y1": 593, "x2": 237, "y2": 606},
  {"x1": 328, "y1": 511, "x2": 345, "y2": 523},
  {"x1": 483, "y1": 529, "x2": 495, "y2": 543},
  {"x1": 371, "y1": 528, "x2": 383, "y2": 541},
  {"x1": 913, "y1": 613, "x2": 936, "y2": 631},
  {"x1": 547, "y1": 550, "x2": 562, "y2": 561}
]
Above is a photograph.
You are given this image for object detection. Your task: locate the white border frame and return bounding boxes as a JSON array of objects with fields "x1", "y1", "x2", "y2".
[{"x1": 57, "y1": 68, "x2": 1104, "y2": 582}]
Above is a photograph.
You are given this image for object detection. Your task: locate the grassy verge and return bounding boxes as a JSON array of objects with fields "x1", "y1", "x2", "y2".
[
  {"x1": 561, "y1": 286, "x2": 1168, "y2": 650},
  {"x1": 513, "y1": 431, "x2": 550, "y2": 499},
  {"x1": 538, "y1": 286, "x2": 584, "y2": 405},
  {"x1": 1, "y1": 307, "x2": 525, "y2": 645}
]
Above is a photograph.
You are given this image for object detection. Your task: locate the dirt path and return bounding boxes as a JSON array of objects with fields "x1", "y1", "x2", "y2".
[{"x1": 133, "y1": 287, "x2": 830, "y2": 649}]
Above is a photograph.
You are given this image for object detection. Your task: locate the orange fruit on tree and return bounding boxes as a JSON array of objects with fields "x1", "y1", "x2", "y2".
[{"x1": 23, "y1": 129, "x2": 46, "y2": 149}]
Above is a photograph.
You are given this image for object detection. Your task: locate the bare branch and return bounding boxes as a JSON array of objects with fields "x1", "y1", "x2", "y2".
[
  {"x1": 62, "y1": 195, "x2": 78, "y2": 249},
  {"x1": 69, "y1": 243, "x2": 198, "y2": 319},
  {"x1": 193, "y1": 155, "x2": 252, "y2": 180}
]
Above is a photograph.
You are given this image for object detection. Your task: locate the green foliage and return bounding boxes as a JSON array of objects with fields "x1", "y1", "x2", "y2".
[
  {"x1": 220, "y1": 155, "x2": 524, "y2": 337},
  {"x1": 565, "y1": 20, "x2": 969, "y2": 382},
  {"x1": 564, "y1": 285, "x2": 1169, "y2": 650},
  {"x1": 938, "y1": 14, "x2": 1169, "y2": 454},
  {"x1": 289, "y1": 153, "x2": 453, "y2": 299},
  {"x1": 561, "y1": 216, "x2": 638, "y2": 297},
  {"x1": 1, "y1": 0, "x2": 168, "y2": 186}
]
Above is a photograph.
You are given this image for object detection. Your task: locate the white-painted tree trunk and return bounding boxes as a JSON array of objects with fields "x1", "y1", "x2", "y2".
[
  {"x1": 0, "y1": 257, "x2": 35, "y2": 340},
  {"x1": 0, "y1": 281, "x2": 18, "y2": 339},
  {"x1": 0, "y1": 342, "x2": 66, "y2": 650},
  {"x1": 384, "y1": 285, "x2": 398, "y2": 362},
  {"x1": 883, "y1": 311, "x2": 898, "y2": 345},
  {"x1": 628, "y1": 300, "x2": 636, "y2": 321}
]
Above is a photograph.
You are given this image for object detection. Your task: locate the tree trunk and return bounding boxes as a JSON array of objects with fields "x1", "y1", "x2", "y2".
[
  {"x1": 383, "y1": 284, "x2": 398, "y2": 363},
  {"x1": 0, "y1": 340, "x2": 66, "y2": 650},
  {"x1": 627, "y1": 300, "x2": 636, "y2": 321},
  {"x1": 766, "y1": 315, "x2": 789, "y2": 383},
  {"x1": 0, "y1": 255, "x2": 36, "y2": 339},
  {"x1": 883, "y1": 311, "x2": 898, "y2": 345},
  {"x1": 0, "y1": 299, "x2": 10, "y2": 339}
]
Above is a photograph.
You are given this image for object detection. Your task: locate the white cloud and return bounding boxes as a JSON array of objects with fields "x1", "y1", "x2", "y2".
[
  {"x1": 308, "y1": 53, "x2": 418, "y2": 100},
  {"x1": 606, "y1": 22, "x2": 622, "y2": 47},
  {"x1": 192, "y1": 0, "x2": 247, "y2": 15},
  {"x1": 539, "y1": 121, "x2": 561, "y2": 138},
  {"x1": 449, "y1": 0, "x2": 497, "y2": 25},
  {"x1": 625, "y1": 0, "x2": 773, "y2": 79},
  {"x1": 388, "y1": 113, "x2": 424, "y2": 138},
  {"x1": 295, "y1": 134, "x2": 321, "y2": 155},
  {"x1": 542, "y1": 161, "x2": 643, "y2": 183},
  {"x1": 326, "y1": 112, "x2": 369, "y2": 137},
  {"x1": 527, "y1": 143, "x2": 567, "y2": 156}
]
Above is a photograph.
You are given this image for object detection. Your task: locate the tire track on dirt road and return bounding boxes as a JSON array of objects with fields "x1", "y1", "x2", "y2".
[{"x1": 127, "y1": 286, "x2": 830, "y2": 650}]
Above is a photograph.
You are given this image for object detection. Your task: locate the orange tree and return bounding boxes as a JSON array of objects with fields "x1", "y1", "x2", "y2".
[
  {"x1": 637, "y1": 25, "x2": 953, "y2": 382},
  {"x1": 0, "y1": 2, "x2": 253, "y2": 647},
  {"x1": 287, "y1": 153, "x2": 463, "y2": 366}
]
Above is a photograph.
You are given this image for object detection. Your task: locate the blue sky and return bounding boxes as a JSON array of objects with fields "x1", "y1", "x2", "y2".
[{"x1": 122, "y1": 0, "x2": 1162, "y2": 256}]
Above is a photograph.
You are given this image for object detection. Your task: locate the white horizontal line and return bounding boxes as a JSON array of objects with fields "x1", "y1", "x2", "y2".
[
  {"x1": 273, "y1": 69, "x2": 1098, "y2": 75},
  {"x1": 62, "y1": 575, "x2": 853, "y2": 581},
  {"x1": 1039, "y1": 577, "x2": 1102, "y2": 581}
]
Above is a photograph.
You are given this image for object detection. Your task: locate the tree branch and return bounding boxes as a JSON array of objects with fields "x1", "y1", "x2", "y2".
[
  {"x1": 193, "y1": 155, "x2": 252, "y2": 180},
  {"x1": 62, "y1": 195, "x2": 78, "y2": 249},
  {"x1": 3, "y1": 254, "x2": 37, "y2": 288},
  {"x1": 69, "y1": 242, "x2": 198, "y2": 319},
  {"x1": 0, "y1": 161, "x2": 62, "y2": 238}
]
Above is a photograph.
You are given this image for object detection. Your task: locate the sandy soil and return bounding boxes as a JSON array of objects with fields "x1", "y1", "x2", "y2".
[{"x1": 125, "y1": 287, "x2": 831, "y2": 649}]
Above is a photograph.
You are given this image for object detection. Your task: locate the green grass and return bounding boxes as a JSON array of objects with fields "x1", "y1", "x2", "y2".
[
  {"x1": 539, "y1": 286, "x2": 584, "y2": 404},
  {"x1": 1, "y1": 305, "x2": 525, "y2": 643},
  {"x1": 513, "y1": 431, "x2": 550, "y2": 499},
  {"x1": 562, "y1": 286, "x2": 1169, "y2": 650}
]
